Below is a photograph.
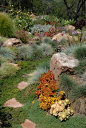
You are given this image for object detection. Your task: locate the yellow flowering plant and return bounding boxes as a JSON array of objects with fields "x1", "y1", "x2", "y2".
[
  {"x1": 36, "y1": 70, "x2": 65, "y2": 111},
  {"x1": 9, "y1": 5, "x2": 33, "y2": 31}
]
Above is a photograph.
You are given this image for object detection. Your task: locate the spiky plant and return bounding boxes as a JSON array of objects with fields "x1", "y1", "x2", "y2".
[
  {"x1": 42, "y1": 37, "x2": 52, "y2": 44},
  {"x1": 0, "y1": 12, "x2": 16, "y2": 37},
  {"x1": 30, "y1": 44, "x2": 44, "y2": 60},
  {"x1": 38, "y1": 59, "x2": 50, "y2": 69},
  {"x1": 0, "y1": 47, "x2": 16, "y2": 61},
  {"x1": 28, "y1": 67, "x2": 49, "y2": 85},
  {"x1": 39, "y1": 43, "x2": 54, "y2": 57},
  {"x1": 60, "y1": 74, "x2": 77, "y2": 99},
  {"x1": 71, "y1": 84, "x2": 86, "y2": 98},
  {"x1": 74, "y1": 46, "x2": 86, "y2": 60},
  {"x1": 17, "y1": 45, "x2": 33, "y2": 60},
  {"x1": 63, "y1": 43, "x2": 86, "y2": 57},
  {"x1": 74, "y1": 60, "x2": 86, "y2": 74}
]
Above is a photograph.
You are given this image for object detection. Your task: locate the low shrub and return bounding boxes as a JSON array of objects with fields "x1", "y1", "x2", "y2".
[
  {"x1": 74, "y1": 60, "x2": 86, "y2": 74},
  {"x1": 38, "y1": 59, "x2": 50, "y2": 69},
  {"x1": 28, "y1": 67, "x2": 49, "y2": 85},
  {"x1": 74, "y1": 46, "x2": 86, "y2": 60},
  {"x1": 0, "y1": 63, "x2": 19, "y2": 78},
  {"x1": 17, "y1": 45, "x2": 33, "y2": 60},
  {"x1": 30, "y1": 45, "x2": 44, "y2": 60},
  {"x1": 30, "y1": 24, "x2": 52, "y2": 35},
  {"x1": 60, "y1": 74, "x2": 77, "y2": 99},
  {"x1": 0, "y1": 12, "x2": 15, "y2": 37},
  {"x1": 72, "y1": 84, "x2": 86, "y2": 98},
  {"x1": 13, "y1": 10, "x2": 33, "y2": 31},
  {"x1": 42, "y1": 37, "x2": 52, "y2": 44},
  {"x1": 0, "y1": 55, "x2": 8, "y2": 65},
  {"x1": 39, "y1": 43, "x2": 54, "y2": 57},
  {"x1": 16, "y1": 29, "x2": 29, "y2": 43},
  {"x1": 0, "y1": 47, "x2": 16, "y2": 62}
]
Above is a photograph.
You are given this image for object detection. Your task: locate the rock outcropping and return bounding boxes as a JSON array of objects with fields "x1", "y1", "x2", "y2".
[{"x1": 50, "y1": 53, "x2": 79, "y2": 80}]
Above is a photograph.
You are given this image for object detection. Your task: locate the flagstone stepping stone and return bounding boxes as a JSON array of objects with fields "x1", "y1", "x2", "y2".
[
  {"x1": 4, "y1": 98, "x2": 23, "y2": 108},
  {"x1": 17, "y1": 81, "x2": 28, "y2": 90},
  {"x1": 21, "y1": 119, "x2": 36, "y2": 128}
]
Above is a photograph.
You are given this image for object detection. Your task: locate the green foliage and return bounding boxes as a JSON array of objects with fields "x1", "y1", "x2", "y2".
[
  {"x1": 63, "y1": 43, "x2": 86, "y2": 57},
  {"x1": 43, "y1": 15, "x2": 59, "y2": 23},
  {"x1": 35, "y1": 41, "x2": 41, "y2": 45},
  {"x1": 0, "y1": 46, "x2": 16, "y2": 61},
  {"x1": 71, "y1": 84, "x2": 86, "y2": 98},
  {"x1": 31, "y1": 45, "x2": 44, "y2": 60},
  {"x1": 33, "y1": 18, "x2": 45, "y2": 25},
  {"x1": 0, "y1": 106, "x2": 12, "y2": 127},
  {"x1": 61, "y1": 19, "x2": 75, "y2": 26},
  {"x1": 30, "y1": 24, "x2": 52, "y2": 34},
  {"x1": 74, "y1": 46, "x2": 86, "y2": 60},
  {"x1": 16, "y1": 30, "x2": 29, "y2": 43},
  {"x1": 75, "y1": 60, "x2": 86, "y2": 74},
  {"x1": 60, "y1": 74, "x2": 77, "y2": 98},
  {"x1": 0, "y1": 36, "x2": 8, "y2": 42},
  {"x1": 38, "y1": 59, "x2": 50, "y2": 69},
  {"x1": 17, "y1": 44, "x2": 45, "y2": 61},
  {"x1": 42, "y1": 37, "x2": 52, "y2": 44},
  {"x1": 17, "y1": 45, "x2": 33, "y2": 60},
  {"x1": 13, "y1": 10, "x2": 33, "y2": 31},
  {"x1": 0, "y1": 62, "x2": 19, "y2": 78},
  {"x1": 39, "y1": 43, "x2": 54, "y2": 57},
  {"x1": 0, "y1": 55, "x2": 8, "y2": 65},
  {"x1": 28, "y1": 67, "x2": 49, "y2": 85},
  {"x1": 0, "y1": 12, "x2": 15, "y2": 37}
]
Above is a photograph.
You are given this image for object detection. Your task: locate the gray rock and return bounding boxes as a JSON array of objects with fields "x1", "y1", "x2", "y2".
[
  {"x1": 3, "y1": 38, "x2": 23, "y2": 47},
  {"x1": 50, "y1": 53, "x2": 79, "y2": 80}
]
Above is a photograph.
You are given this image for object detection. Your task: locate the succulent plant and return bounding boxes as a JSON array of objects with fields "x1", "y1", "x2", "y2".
[
  {"x1": 50, "y1": 99, "x2": 73, "y2": 121},
  {"x1": 30, "y1": 24, "x2": 52, "y2": 34}
]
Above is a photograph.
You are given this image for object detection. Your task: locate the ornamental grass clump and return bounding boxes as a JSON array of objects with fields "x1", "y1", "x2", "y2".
[
  {"x1": 0, "y1": 12, "x2": 15, "y2": 37},
  {"x1": 74, "y1": 46, "x2": 86, "y2": 60},
  {"x1": 39, "y1": 43, "x2": 54, "y2": 57},
  {"x1": 0, "y1": 47, "x2": 16, "y2": 62},
  {"x1": 17, "y1": 45, "x2": 33, "y2": 60},
  {"x1": 42, "y1": 37, "x2": 52, "y2": 44}
]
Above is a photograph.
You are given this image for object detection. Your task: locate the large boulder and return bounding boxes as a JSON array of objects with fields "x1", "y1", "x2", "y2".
[
  {"x1": 3, "y1": 38, "x2": 23, "y2": 47},
  {"x1": 50, "y1": 53, "x2": 79, "y2": 80},
  {"x1": 52, "y1": 33, "x2": 74, "y2": 43}
]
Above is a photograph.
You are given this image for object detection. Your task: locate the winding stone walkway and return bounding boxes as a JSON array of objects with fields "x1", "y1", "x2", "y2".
[{"x1": 3, "y1": 79, "x2": 36, "y2": 127}]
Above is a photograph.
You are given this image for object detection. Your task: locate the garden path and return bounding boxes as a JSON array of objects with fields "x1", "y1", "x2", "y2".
[
  {"x1": 4, "y1": 98, "x2": 23, "y2": 108},
  {"x1": 21, "y1": 119, "x2": 36, "y2": 128}
]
